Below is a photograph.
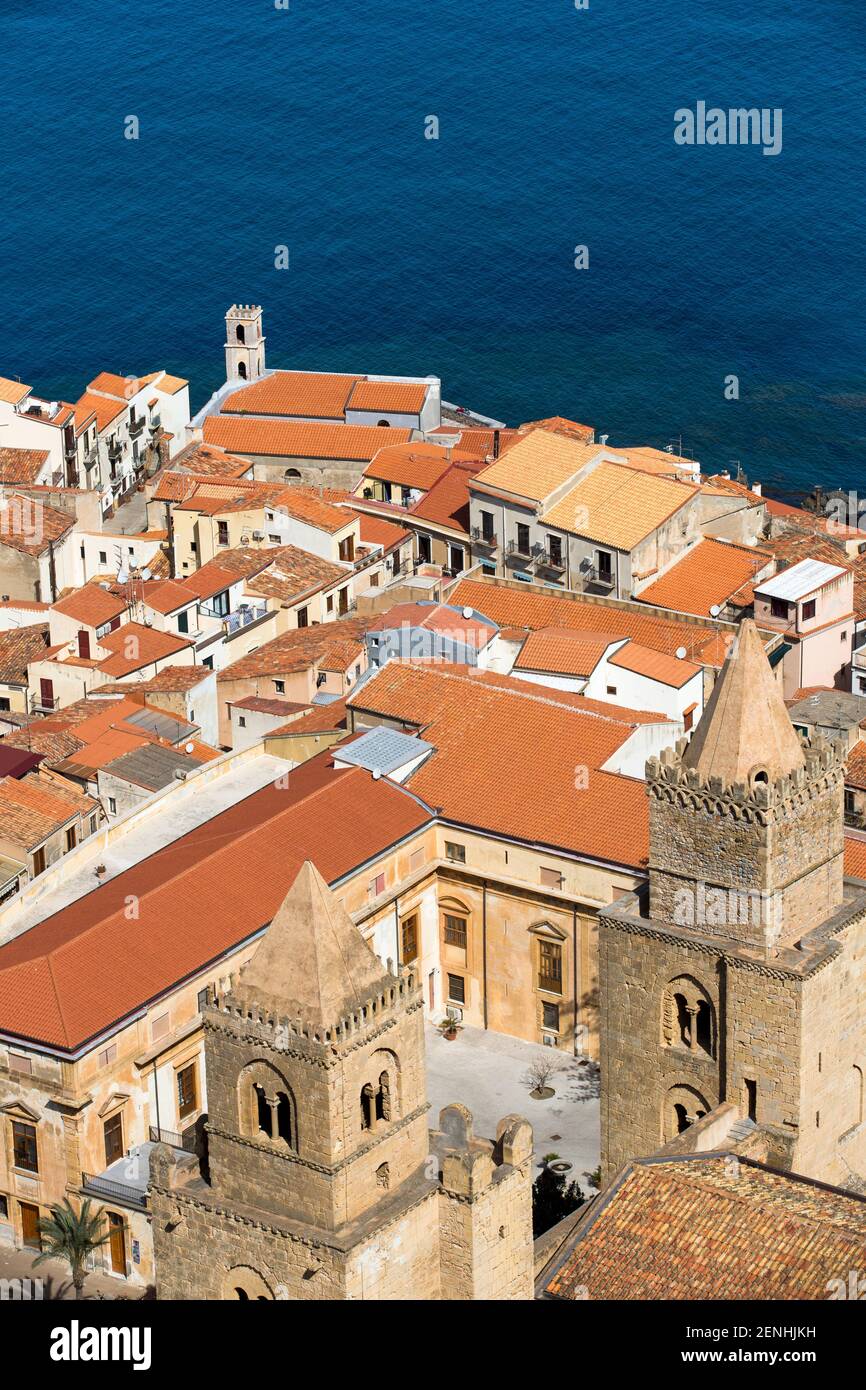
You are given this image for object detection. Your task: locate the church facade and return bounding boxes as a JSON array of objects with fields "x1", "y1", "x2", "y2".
[
  {"x1": 599, "y1": 620, "x2": 866, "y2": 1190},
  {"x1": 150, "y1": 862, "x2": 534, "y2": 1300}
]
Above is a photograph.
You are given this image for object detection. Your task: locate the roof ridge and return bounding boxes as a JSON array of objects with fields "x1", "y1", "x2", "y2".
[{"x1": 387, "y1": 662, "x2": 648, "y2": 727}]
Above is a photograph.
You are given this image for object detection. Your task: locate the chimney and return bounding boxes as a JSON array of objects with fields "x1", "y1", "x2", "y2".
[
  {"x1": 753, "y1": 482, "x2": 762, "y2": 496},
  {"x1": 493, "y1": 429, "x2": 501, "y2": 460}
]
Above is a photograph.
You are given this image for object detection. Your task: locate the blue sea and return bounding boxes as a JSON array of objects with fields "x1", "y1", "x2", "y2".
[{"x1": 2, "y1": 0, "x2": 865, "y2": 499}]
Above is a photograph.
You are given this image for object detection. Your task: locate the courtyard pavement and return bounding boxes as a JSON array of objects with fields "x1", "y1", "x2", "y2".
[
  {"x1": 424, "y1": 1023, "x2": 600, "y2": 1192},
  {"x1": 0, "y1": 1242, "x2": 145, "y2": 1300}
]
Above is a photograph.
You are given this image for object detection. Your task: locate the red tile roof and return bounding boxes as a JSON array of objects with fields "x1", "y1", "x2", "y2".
[
  {"x1": 637, "y1": 538, "x2": 774, "y2": 618},
  {"x1": 0, "y1": 623, "x2": 50, "y2": 685},
  {"x1": 73, "y1": 392, "x2": 127, "y2": 433},
  {"x1": 543, "y1": 1156, "x2": 866, "y2": 1301},
  {"x1": 220, "y1": 618, "x2": 368, "y2": 681},
  {"x1": 97, "y1": 623, "x2": 193, "y2": 677},
  {"x1": 607, "y1": 640, "x2": 701, "y2": 688},
  {"x1": 347, "y1": 379, "x2": 428, "y2": 414},
  {"x1": 513, "y1": 628, "x2": 615, "y2": 678},
  {"x1": 356, "y1": 513, "x2": 411, "y2": 550},
  {"x1": 409, "y1": 459, "x2": 485, "y2": 533},
  {"x1": 845, "y1": 743, "x2": 866, "y2": 792},
  {"x1": 448, "y1": 578, "x2": 732, "y2": 667},
  {"x1": 844, "y1": 833, "x2": 866, "y2": 879},
  {"x1": 0, "y1": 448, "x2": 51, "y2": 485},
  {"x1": 203, "y1": 416, "x2": 412, "y2": 461},
  {"x1": 363, "y1": 442, "x2": 455, "y2": 490},
  {"x1": 367, "y1": 602, "x2": 495, "y2": 649},
  {"x1": 53, "y1": 584, "x2": 128, "y2": 628},
  {"x1": 0, "y1": 494, "x2": 75, "y2": 556},
  {"x1": 349, "y1": 662, "x2": 651, "y2": 868},
  {"x1": 221, "y1": 371, "x2": 360, "y2": 420},
  {"x1": 0, "y1": 755, "x2": 431, "y2": 1049}
]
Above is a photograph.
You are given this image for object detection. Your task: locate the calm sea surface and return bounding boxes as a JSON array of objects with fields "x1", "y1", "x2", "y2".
[{"x1": 2, "y1": 0, "x2": 865, "y2": 498}]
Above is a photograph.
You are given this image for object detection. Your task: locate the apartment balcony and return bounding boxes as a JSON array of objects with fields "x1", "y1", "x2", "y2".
[
  {"x1": 129, "y1": 415, "x2": 145, "y2": 437},
  {"x1": 202, "y1": 602, "x2": 270, "y2": 636},
  {"x1": 471, "y1": 526, "x2": 498, "y2": 551},
  {"x1": 579, "y1": 560, "x2": 615, "y2": 591},
  {"x1": 536, "y1": 546, "x2": 566, "y2": 574},
  {"x1": 505, "y1": 538, "x2": 534, "y2": 563}
]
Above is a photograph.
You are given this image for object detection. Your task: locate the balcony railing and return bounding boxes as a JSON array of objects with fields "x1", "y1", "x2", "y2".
[
  {"x1": 506, "y1": 538, "x2": 533, "y2": 561},
  {"x1": 219, "y1": 602, "x2": 269, "y2": 635},
  {"x1": 129, "y1": 415, "x2": 145, "y2": 437},
  {"x1": 471, "y1": 526, "x2": 497, "y2": 549},
  {"x1": 537, "y1": 547, "x2": 566, "y2": 572},
  {"x1": 81, "y1": 1171, "x2": 148, "y2": 1211},
  {"x1": 148, "y1": 1125, "x2": 196, "y2": 1152}
]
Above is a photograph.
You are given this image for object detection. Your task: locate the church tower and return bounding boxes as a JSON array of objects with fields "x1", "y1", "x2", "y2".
[
  {"x1": 598, "y1": 621, "x2": 866, "y2": 1189},
  {"x1": 224, "y1": 304, "x2": 265, "y2": 383},
  {"x1": 150, "y1": 862, "x2": 534, "y2": 1300}
]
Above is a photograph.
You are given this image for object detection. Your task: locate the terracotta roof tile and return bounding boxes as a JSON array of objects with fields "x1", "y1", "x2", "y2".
[
  {"x1": 0, "y1": 755, "x2": 431, "y2": 1049},
  {"x1": 513, "y1": 628, "x2": 616, "y2": 678},
  {"x1": 347, "y1": 379, "x2": 428, "y2": 414},
  {"x1": 161, "y1": 442, "x2": 252, "y2": 478},
  {"x1": 0, "y1": 623, "x2": 50, "y2": 684},
  {"x1": 204, "y1": 416, "x2": 411, "y2": 461},
  {"x1": 222, "y1": 371, "x2": 360, "y2": 419},
  {"x1": 52, "y1": 584, "x2": 128, "y2": 628},
  {"x1": 637, "y1": 538, "x2": 774, "y2": 617},
  {"x1": 73, "y1": 392, "x2": 127, "y2": 433},
  {"x1": 475, "y1": 433, "x2": 607, "y2": 502},
  {"x1": 97, "y1": 623, "x2": 193, "y2": 677},
  {"x1": 0, "y1": 378, "x2": 31, "y2": 406},
  {"x1": 219, "y1": 618, "x2": 368, "y2": 681},
  {"x1": 449, "y1": 578, "x2": 731, "y2": 668},
  {"x1": 544, "y1": 1156, "x2": 866, "y2": 1301},
  {"x1": 0, "y1": 493, "x2": 75, "y2": 555},
  {"x1": 409, "y1": 459, "x2": 484, "y2": 533},
  {"x1": 363, "y1": 442, "x2": 455, "y2": 490},
  {"x1": 543, "y1": 462, "x2": 697, "y2": 548},
  {"x1": 608, "y1": 640, "x2": 701, "y2": 688},
  {"x1": 348, "y1": 662, "x2": 651, "y2": 868},
  {"x1": 0, "y1": 448, "x2": 51, "y2": 485},
  {"x1": 844, "y1": 833, "x2": 866, "y2": 879}
]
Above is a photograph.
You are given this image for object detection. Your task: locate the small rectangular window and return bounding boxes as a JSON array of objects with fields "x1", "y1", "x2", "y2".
[
  {"x1": 447, "y1": 974, "x2": 465, "y2": 1005},
  {"x1": 444, "y1": 914, "x2": 467, "y2": 950},
  {"x1": 65, "y1": 826, "x2": 77, "y2": 853},
  {"x1": 369, "y1": 872, "x2": 385, "y2": 899},
  {"x1": 12, "y1": 1122, "x2": 38, "y2": 1173},
  {"x1": 0, "y1": 1196, "x2": 8, "y2": 1220},
  {"x1": 801, "y1": 599, "x2": 816, "y2": 621},
  {"x1": 297, "y1": 607, "x2": 309, "y2": 629},
  {"x1": 108, "y1": 798, "x2": 117, "y2": 815},
  {"x1": 98, "y1": 1044, "x2": 117, "y2": 1068},
  {"x1": 274, "y1": 680, "x2": 285, "y2": 694},
  {"x1": 177, "y1": 1061, "x2": 198, "y2": 1119},
  {"x1": 745, "y1": 1078, "x2": 757, "y2": 1122},
  {"x1": 238, "y1": 716, "x2": 246, "y2": 728},
  {"x1": 542, "y1": 1000, "x2": 560, "y2": 1032},
  {"x1": 197, "y1": 987, "x2": 210, "y2": 1012},
  {"x1": 401, "y1": 914, "x2": 419, "y2": 963},
  {"x1": 445, "y1": 841, "x2": 466, "y2": 864}
]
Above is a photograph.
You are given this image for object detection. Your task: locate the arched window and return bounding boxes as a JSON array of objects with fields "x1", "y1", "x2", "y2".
[
  {"x1": 662, "y1": 976, "x2": 715, "y2": 1057},
  {"x1": 238, "y1": 1061, "x2": 297, "y2": 1151},
  {"x1": 854, "y1": 1065, "x2": 864, "y2": 1128},
  {"x1": 360, "y1": 1083, "x2": 376, "y2": 1131},
  {"x1": 376, "y1": 1071, "x2": 391, "y2": 1122},
  {"x1": 237, "y1": 361, "x2": 247, "y2": 380},
  {"x1": 376, "y1": 419, "x2": 391, "y2": 427},
  {"x1": 284, "y1": 468, "x2": 302, "y2": 481},
  {"x1": 664, "y1": 1084, "x2": 711, "y2": 1143},
  {"x1": 276, "y1": 1092, "x2": 293, "y2": 1146},
  {"x1": 236, "y1": 324, "x2": 246, "y2": 344}
]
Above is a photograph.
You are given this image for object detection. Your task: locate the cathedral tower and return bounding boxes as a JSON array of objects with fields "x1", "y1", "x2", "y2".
[
  {"x1": 150, "y1": 862, "x2": 534, "y2": 1300},
  {"x1": 224, "y1": 304, "x2": 265, "y2": 383},
  {"x1": 598, "y1": 621, "x2": 866, "y2": 1189}
]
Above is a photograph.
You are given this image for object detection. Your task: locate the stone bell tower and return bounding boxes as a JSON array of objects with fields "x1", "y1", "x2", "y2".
[
  {"x1": 598, "y1": 620, "x2": 866, "y2": 1190},
  {"x1": 150, "y1": 861, "x2": 535, "y2": 1300},
  {"x1": 224, "y1": 304, "x2": 265, "y2": 384}
]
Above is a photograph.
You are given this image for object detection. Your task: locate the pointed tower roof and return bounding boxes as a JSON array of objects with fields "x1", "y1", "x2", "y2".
[
  {"x1": 682, "y1": 618, "x2": 805, "y2": 786},
  {"x1": 234, "y1": 860, "x2": 393, "y2": 1024}
]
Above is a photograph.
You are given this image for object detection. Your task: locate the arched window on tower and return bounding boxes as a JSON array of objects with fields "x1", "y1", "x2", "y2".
[
  {"x1": 254, "y1": 1083, "x2": 270, "y2": 1139},
  {"x1": 360, "y1": 1083, "x2": 376, "y2": 1131},
  {"x1": 662, "y1": 976, "x2": 715, "y2": 1057},
  {"x1": 236, "y1": 324, "x2": 246, "y2": 344},
  {"x1": 376, "y1": 1071, "x2": 391, "y2": 1122},
  {"x1": 237, "y1": 361, "x2": 247, "y2": 380},
  {"x1": 275, "y1": 1092, "x2": 293, "y2": 1146}
]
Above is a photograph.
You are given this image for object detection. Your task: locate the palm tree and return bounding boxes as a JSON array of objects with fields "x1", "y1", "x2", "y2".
[{"x1": 34, "y1": 1198, "x2": 111, "y2": 1300}]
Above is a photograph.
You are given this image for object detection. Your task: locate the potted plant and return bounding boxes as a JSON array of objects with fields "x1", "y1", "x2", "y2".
[{"x1": 438, "y1": 1014, "x2": 461, "y2": 1041}]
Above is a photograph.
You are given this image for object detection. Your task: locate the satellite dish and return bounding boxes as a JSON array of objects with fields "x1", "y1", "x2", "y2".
[
  {"x1": 462, "y1": 606, "x2": 473, "y2": 619},
  {"x1": 140, "y1": 568, "x2": 152, "y2": 581},
  {"x1": 184, "y1": 742, "x2": 194, "y2": 754},
  {"x1": 709, "y1": 604, "x2": 721, "y2": 617},
  {"x1": 675, "y1": 646, "x2": 688, "y2": 660},
  {"x1": 129, "y1": 558, "x2": 138, "y2": 570},
  {"x1": 117, "y1": 569, "x2": 128, "y2": 584}
]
